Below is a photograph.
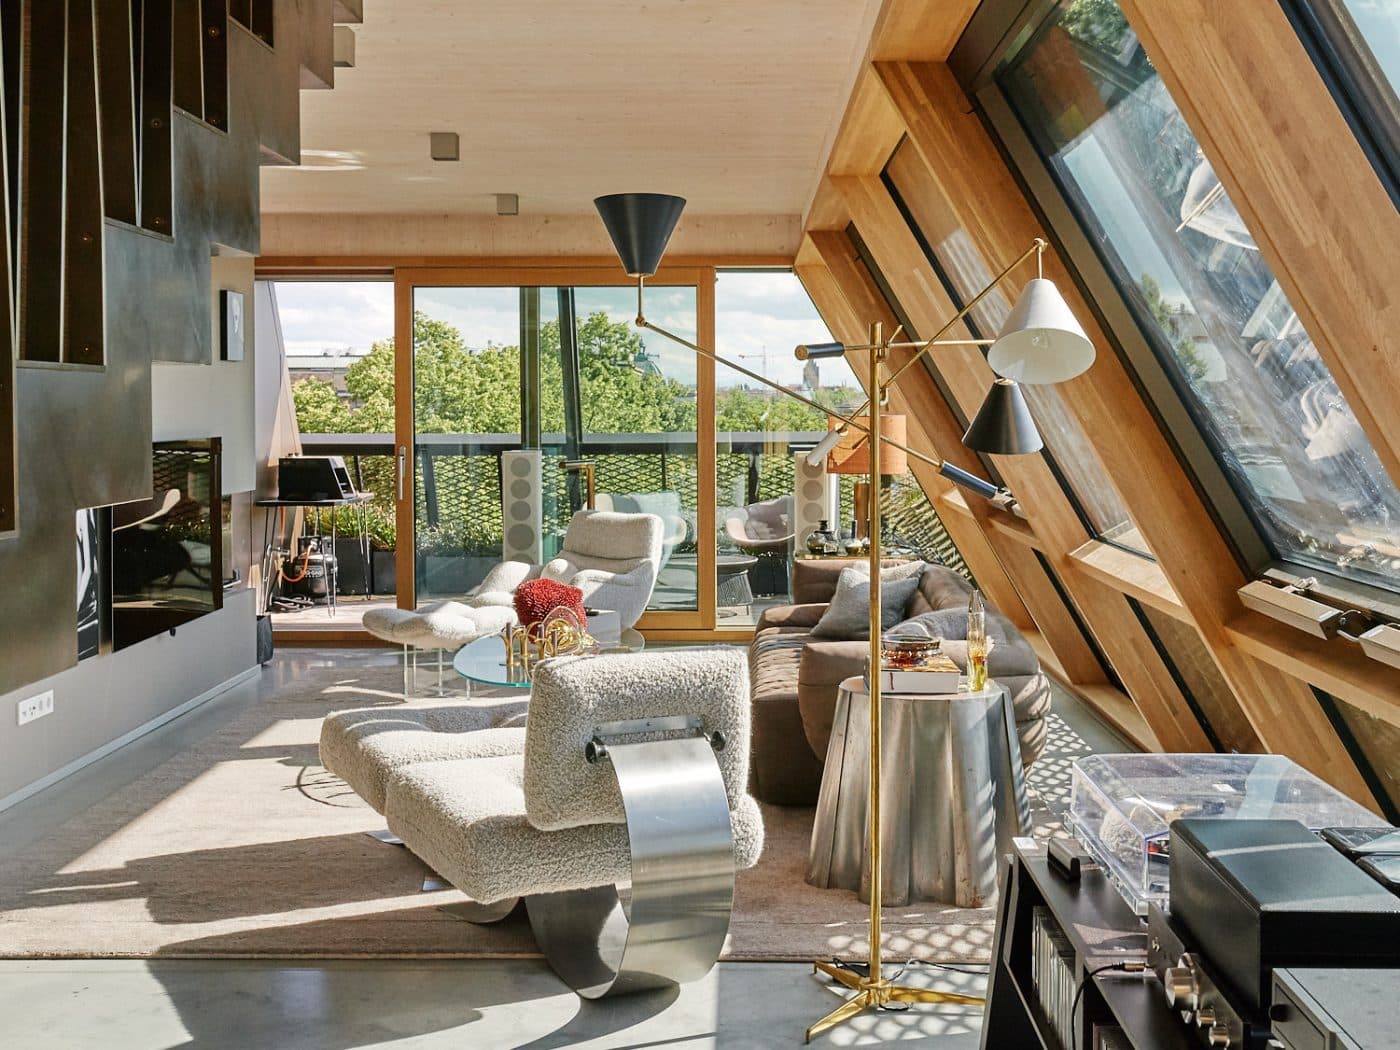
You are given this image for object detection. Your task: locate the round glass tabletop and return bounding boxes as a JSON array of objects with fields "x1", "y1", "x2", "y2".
[{"x1": 452, "y1": 630, "x2": 645, "y2": 689}]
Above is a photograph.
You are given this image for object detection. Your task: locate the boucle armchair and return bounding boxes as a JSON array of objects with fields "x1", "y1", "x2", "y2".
[
  {"x1": 467, "y1": 509, "x2": 663, "y2": 630},
  {"x1": 382, "y1": 648, "x2": 764, "y2": 998}
]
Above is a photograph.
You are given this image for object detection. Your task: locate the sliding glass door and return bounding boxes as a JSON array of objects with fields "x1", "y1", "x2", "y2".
[{"x1": 394, "y1": 269, "x2": 714, "y2": 630}]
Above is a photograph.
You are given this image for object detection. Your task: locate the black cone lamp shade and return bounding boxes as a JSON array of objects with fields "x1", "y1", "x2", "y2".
[
  {"x1": 963, "y1": 378, "x2": 1044, "y2": 455},
  {"x1": 594, "y1": 193, "x2": 687, "y2": 277}
]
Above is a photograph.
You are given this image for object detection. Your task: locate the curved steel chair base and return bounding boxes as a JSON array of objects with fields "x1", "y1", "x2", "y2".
[
  {"x1": 439, "y1": 896, "x2": 522, "y2": 924},
  {"x1": 525, "y1": 735, "x2": 737, "y2": 998}
]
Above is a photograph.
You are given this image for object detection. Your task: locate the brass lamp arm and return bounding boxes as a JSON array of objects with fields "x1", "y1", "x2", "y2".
[
  {"x1": 798, "y1": 238, "x2": 1047, "y2": 414},
  {"x1": 632, "y1": 286, "x2": 1016, "y2": 507}
]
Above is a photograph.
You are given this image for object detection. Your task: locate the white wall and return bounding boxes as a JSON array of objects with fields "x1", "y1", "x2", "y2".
[{"x1": 151, "y1": 256, "x2": 258, "y2": 495}]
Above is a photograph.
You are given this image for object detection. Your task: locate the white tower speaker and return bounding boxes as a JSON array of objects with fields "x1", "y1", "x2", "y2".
[
  {"x1": 792, "y1": 451, "x2": 837, "y2": 549},
  {"x1": 500, "y1": 450, "x2": 543, "y2": 563}
]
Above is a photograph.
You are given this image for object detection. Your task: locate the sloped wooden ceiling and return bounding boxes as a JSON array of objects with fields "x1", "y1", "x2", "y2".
[{"x1": 795, "y1": 0, "x2": 1400, "y2": 807}]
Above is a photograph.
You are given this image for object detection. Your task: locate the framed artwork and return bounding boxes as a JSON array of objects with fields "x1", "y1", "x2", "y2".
[{"x1": 220, "y1": 289, "x2": 245, "y2": 361}]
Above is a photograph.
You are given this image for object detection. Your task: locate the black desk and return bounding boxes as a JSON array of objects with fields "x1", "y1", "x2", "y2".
[{"x1": 254, "y1": 493, "x2": 375, "y2": 616}]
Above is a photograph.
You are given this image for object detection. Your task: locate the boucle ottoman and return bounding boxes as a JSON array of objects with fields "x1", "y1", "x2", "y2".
[
  {"x1": 320, "y1": 704, "x2": 527, "y2": 814},
  {"x1": 362, "y1": 600, "x2": 516, "y2": 696}
]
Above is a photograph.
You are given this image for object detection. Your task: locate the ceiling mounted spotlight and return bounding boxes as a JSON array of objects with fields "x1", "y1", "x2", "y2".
[
  {"x1": 496, "y1": 194, "x2": 519, "y2": 216},
  {"x1": 429, "y1": 132, "x2": 459, "y2": 162}
]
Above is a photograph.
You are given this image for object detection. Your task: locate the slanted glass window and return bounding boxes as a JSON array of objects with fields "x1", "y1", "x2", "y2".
[
  {"x1": 883, "y1": 139, "x2": 1149, "y2": 556},
  {"x1": 999, "y1": 5, "x2": 1400, "y2": 590}
]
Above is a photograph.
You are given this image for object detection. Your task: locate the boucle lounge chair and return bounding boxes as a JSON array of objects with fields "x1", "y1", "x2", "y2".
[
  {"x1": 381, "y1": 647, "x2": 764, "y2": 998},
  {"x1": 466, "y1": 509, "x2": 663, "y2": 630}
]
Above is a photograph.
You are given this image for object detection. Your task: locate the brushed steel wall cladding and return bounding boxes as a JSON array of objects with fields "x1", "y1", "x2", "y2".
[
  {"x1": 297, "y1": 0, "x2": 335, "y2": 90},
  {"x1": 94, "y1": 0, "x2": 139, "y2": 226},
  {"x1": 64, "y1": 0, "x2": 106, "y2": 368},
  {"x1": 0, "y1": 0, "x2": 335, "y2": 695},
  {"x1": 332, "y1": 0, "x2": 363, "y2": 24}
]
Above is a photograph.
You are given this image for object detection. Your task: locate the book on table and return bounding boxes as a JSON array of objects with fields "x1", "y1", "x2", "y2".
[{"x1": 868, "y1": 655, "x2": 961, "y2": 695}]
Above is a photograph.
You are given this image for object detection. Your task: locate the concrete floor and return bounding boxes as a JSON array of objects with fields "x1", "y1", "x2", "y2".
[
  {"x1": 0, "y1": 959, "x2": 986, "y2": 1049},
  {"x1": 0, "y1": 647, "x2": 1130, "y2": 1049}
]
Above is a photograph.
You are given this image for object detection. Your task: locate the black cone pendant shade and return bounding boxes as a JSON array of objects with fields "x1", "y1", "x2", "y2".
[
  {"x1": 963, "y1": 377, "x2": 1044, "y2": 455},
  {"x1": 594, "y1": 193, "x2": 687, "y2": 277}
]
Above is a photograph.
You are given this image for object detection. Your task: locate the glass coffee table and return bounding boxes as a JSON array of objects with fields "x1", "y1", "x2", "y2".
[{"x1": 453, "y1": 630, "x2": 645, "y2": 693}]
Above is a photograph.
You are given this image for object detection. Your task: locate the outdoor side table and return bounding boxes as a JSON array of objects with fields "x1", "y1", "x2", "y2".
[{"x1": 806, "y1": 676, "x2": 1030, "y2": 908}]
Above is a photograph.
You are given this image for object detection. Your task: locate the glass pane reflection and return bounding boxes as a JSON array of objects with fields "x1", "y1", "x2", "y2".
[{"x1": 1000, "y1": 3, "x2": 1400, "y2": 589}]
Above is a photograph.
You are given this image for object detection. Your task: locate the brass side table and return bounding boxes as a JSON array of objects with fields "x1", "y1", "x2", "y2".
[{"x1": 806, "y1": 676, "x2": 1031, "y2": 907}]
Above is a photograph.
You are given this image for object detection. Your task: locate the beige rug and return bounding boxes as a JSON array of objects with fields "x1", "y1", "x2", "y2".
[{"x1": 0, "y1": 650, "x2": 1070, "y2": 963}]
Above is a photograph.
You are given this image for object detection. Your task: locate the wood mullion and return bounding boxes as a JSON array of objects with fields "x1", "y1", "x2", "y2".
[
  {"x1": 872, "y1": 59, "x2": 1378, "y2": 804},
  {"x1": 834, "y1": 171, "x2": 1214, "y2": 754}
]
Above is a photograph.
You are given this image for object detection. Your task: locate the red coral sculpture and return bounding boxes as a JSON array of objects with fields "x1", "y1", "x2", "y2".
[{"x1": 513, "y1": 579, "x2": 587, "y2": 629}]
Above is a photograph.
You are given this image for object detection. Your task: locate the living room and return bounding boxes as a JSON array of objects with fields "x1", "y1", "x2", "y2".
[{"x1": 2, "y1": 2, "x2": 1399, "y2": 1047}]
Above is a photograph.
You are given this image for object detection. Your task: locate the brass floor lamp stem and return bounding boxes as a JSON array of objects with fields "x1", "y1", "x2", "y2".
[{"x1": 805, "y1": 326, "x2": 987, "y2": 1044}]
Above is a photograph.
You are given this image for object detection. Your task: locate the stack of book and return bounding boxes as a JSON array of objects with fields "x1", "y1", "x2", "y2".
[{"x1": 868, "y1": 654, "x2": 961, "y2": 694}]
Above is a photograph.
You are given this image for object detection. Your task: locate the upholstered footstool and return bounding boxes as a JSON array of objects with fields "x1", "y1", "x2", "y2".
[
  {"x1": 362, "y1": 600, "x2": 516, "y2": 696},
  {"x1": 320, "y1": 704, "x2": 527, "y2": 815}
]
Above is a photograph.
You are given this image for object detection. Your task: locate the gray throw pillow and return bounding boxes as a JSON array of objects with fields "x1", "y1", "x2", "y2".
[
  {"x1": 810, "y1": 567, "x2": 921, "y2": 640},
  {"x1": 845, "y1": 560, "x2": 927, "y2": 584}
]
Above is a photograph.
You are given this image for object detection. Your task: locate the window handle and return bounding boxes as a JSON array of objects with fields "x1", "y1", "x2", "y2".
[{"x1": 397, "y1": 446, "x2": 407, "y2": 502}]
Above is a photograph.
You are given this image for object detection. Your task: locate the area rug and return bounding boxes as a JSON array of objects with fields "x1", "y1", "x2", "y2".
[{"x1": 0, "y1": 650, "x2": 1075, "y2": 964}]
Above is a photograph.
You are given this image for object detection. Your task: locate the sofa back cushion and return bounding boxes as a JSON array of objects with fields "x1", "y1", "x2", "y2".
[
  {"x1": 791, "y1": 558, "x2": 921, "y2": 605},
  {"x1": 905, "y1": 564, "x2": 975, "y2": 617}
]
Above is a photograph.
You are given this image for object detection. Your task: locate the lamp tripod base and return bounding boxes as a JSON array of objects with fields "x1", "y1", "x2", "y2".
[{"x1": 805, "y1": 960, "x2": 985, "y2": 1043}]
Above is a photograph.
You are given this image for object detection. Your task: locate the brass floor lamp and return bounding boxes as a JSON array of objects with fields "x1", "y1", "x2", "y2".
[{"x1": 592, "y1": 193, "x2": 1095, "y2": 1042}]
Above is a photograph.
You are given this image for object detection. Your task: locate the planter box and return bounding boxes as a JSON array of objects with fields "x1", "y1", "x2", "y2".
[
  {"x1": 371, "y1": 549, "x2": 397, "y2": 596},
  {"x1": 333, "y1": 538, "x2": 371, "y2": 596}
]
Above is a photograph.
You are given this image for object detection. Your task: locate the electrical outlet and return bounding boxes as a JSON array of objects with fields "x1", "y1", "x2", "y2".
[{"x1": 17, "y1": 690, "x2": 53, "y2": 726}]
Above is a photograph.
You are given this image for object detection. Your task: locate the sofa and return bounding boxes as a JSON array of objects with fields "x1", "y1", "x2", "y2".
[{"x1": 748, "y1": 559, "x2": 1053, "y2": 805}]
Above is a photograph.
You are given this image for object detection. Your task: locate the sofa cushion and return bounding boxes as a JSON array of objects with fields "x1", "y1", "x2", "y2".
[{"x1": 809, "y1": 568, "x2": 920, "y2": 639}]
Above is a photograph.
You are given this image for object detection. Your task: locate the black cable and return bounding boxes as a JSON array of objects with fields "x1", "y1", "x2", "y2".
[{"x1": 1070, "y1": 962, "x2": 1146, "y2": 1032}]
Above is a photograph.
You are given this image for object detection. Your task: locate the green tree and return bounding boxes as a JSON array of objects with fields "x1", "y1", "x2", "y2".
[{"x1": 291, "y1": 376, "x2": 352, "y2": 433}]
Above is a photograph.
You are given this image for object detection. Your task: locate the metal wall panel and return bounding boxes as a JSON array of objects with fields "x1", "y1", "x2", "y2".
[{"x1": 0, "y1": 1, "x2": 331, "y2": 695}]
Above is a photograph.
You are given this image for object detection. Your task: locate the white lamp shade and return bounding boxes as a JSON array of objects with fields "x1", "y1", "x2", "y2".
[{"x1": 986, "y1": 278, "x2": 1095, "y2": 384}]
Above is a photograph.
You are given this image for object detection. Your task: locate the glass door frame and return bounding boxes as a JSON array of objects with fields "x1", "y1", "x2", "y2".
[{"x1": 392, "y1": 264, "x2": 718, "y2": 632}]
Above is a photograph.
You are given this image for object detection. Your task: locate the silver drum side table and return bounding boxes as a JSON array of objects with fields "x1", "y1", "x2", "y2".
[{"x1": 806, "y1": 675, "x2": 1031, "y2": 908}]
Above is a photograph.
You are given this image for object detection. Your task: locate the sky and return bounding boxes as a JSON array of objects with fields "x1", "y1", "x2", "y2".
[{"x1": 271, "y1": 271, "x2": 851, "y2": 391}]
